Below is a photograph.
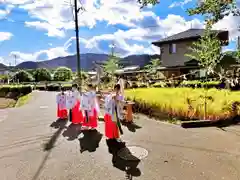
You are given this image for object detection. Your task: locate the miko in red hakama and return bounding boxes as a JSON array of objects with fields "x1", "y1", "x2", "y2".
[
  {"x1": 81, "y1": 91, "x2": 100, "y2": 129},
  {"x1": 56, "y1": 92, "x2": 68, "y2": 119},
  {"x1": 104, "y1": 93, "x2": 124, "y2": 140},
  {"x1": 66, "y1": 90, "x2": 83, "y2": 124}
]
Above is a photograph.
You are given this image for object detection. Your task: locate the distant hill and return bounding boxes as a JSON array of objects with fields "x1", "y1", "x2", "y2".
[
  {"x1": 0, "y1": 63, "x2": 6, "y2": 69},
  {"x1": 15, "y1": 53, "x2": 159, "y2": 71}
]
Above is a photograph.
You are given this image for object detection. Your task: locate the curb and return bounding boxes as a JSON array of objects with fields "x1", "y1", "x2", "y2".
[{"x1": 181, "y1": 120, "x2": 216, "y2": 128}]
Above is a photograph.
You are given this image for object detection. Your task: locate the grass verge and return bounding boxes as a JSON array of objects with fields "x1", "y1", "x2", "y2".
[{"x1": 15, "y1": 93, "x2": 32, "y2": 107}]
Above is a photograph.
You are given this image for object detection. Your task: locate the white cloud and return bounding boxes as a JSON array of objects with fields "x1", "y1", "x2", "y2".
[
  {"x1": 3, "y1": 46, "x2": 71, "y2": 65},
  {"x1": 0, "y1": 0, "x2": 154, "y2": 37},
  {"x1": 0, "y1": 32, "x2": 13, "y2": 41},
  {"x1": 213, "y1": 14, "x2": 240, "y2": 41},
  {"x1": 25, "y1": 21, "x2": 65, "y2": 37},
  {"x1": 169, "y1": 0, "x2": 192, "y2": 8}
]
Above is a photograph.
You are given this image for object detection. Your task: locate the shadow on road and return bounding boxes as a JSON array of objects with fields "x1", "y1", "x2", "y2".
[
  {"x1": 62, "y1": 123, "x2": 82, "y2": 141},
  {"x1": 106, "y1": 139, "x2": 141, "y2": 180},
  {"x1": 32, "y1": 119, "x2": 67, "y2": 180},
  {"x1": 79, "y1": 129, "x2": 103, "y2": 153},
  {"x1": 50, "y1": 118, "x2": 68, "y2": 129},
  {"x1": 121, "y1": 121, "x2": 142, "y2": 133}
]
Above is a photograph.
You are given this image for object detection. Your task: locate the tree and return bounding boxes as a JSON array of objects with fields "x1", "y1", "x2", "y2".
[
  {"x1": 187, "y1": 0, "x2": 239, "y2": 25},
  {"x1": 26, "y1": 69, "x2": 35, "y2": 76},
  {"x1": 185, "y1": 27, "x2": 222, "y2": 75},
  {"x1": 144, "y1": 58, "x2": 161, "y2": 74},
  {"x1": 12, "y1": 70, "x2": 34, "y2": 82},
  {"x1": 34, "y1": 68, "x2": 52, "y2": 82},
  {"x1": 103, "y1": 56, "x2": 121, "y2": 76},
  {"x1": 53, "y1": 67, "x2": 73, "y2": 81},
  {"x1": 137, "y1": 0, "x2": 159, "y2": 8}
]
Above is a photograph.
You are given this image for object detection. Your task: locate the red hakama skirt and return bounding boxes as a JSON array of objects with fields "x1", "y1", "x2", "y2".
[
  {"x1": 57, "y1": 105, "x2": 68, "y2": 119},
  {"x1": 71, "y1": 100, "x2": 83, "y2": 124},
  {"x1": 82, "y1": 108, "x2": 98, "y2": 128},
  {"x1": 104, "y1": 114, "x2": 120, "y2": 139}
]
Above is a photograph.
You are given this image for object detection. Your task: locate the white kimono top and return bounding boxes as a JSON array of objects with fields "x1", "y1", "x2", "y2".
[
  {"x1": 80, "y1": 91, "x2": 100, "y2": 116},
  {"x1": 56, "y1": 93, "x2": 67, "y2": 110},
  {"x1": 66, "y1": 91, "x2": 78, "y2": 109},
  {"x1": 104, "y1": 94, "x2": 124, "y2": 122}
]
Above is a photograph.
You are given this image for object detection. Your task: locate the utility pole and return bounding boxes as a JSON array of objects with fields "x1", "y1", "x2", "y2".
[
  {"x1": 237, "y1": 36, "x2": 240, "y2": 50},
  {"x1": 74, "y1": 0, "x2": 81, "y2": 92}
]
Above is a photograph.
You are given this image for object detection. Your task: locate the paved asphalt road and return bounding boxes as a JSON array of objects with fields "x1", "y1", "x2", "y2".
[{"x1": 0, "y1": 91, "x2": 240, "y2": 180}]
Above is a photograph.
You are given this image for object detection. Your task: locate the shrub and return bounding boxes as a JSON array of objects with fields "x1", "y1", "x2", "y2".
[
  {"x1": 12, "y1": 70, "x2": 34, "y2": 82},
  {"x1": 0, "y1": 85, "x2": 32, "y2": 98},
  {"x1": 34, "y1": 68, "x2": 52, "y2": 82},
  {"x1": 53, "y1": 67, "x2": 73, "y2": 81},
  {"x1": 125, "y1": 88, "x2": 239, "y2": 121}
]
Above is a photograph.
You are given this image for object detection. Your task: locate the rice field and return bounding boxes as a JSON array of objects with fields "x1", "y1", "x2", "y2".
[{"x1": 125, "y1": 88, "x2": 240, "y2": 120}]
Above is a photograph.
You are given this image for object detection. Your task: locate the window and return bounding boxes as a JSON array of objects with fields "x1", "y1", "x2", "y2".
[{"x1": 169, "y1": 43, "x2": 176, "y2": 54}]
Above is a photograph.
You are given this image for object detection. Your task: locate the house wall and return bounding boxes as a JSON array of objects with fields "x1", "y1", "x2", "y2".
[{"x1": 160, "y1": 40, "x2": 193, "y2": 67}]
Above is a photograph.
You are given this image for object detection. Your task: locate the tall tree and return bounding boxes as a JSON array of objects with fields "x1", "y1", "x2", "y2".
[
  {"x1": 144, "y1": 58, "x2": 161, "y2": 74},
  {"x1": 185, "y1": 27, "x2": 222, "y2": 75},
  {"x1": 103, "y1": 56, "x2": 121, "y2": 76}
]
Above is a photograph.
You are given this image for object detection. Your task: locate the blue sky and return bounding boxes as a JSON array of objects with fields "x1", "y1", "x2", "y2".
[{"x1": 0, "y1": 0, "x2": 238, "y2": 65}]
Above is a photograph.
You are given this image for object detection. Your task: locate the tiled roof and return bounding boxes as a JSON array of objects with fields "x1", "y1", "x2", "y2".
[{"x1": 152, "y1": 28, "x2": 227, "y2": 45}]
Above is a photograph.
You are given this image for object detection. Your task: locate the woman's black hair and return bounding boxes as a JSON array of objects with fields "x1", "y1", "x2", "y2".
[
  {"x1": 60, "y1": 87, "x2": 65, "y2": 91},
  {"x1": 114, "y1": 84, "x2": 121, "y2": 90},
  {"x1": 88, "y1": 83, "x2": 93, "y2": 88},
  {"x1": 72, "y1": 84, "x2": 78, "y2": 88}
]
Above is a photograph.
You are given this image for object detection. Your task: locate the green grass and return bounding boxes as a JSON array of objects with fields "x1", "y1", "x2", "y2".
[
  {"x1": 125, "y1": 88, "x2": 240, "y2": 120},
  {"x1": 15, "y1": 93, "x2": 32, "y2": 107}
]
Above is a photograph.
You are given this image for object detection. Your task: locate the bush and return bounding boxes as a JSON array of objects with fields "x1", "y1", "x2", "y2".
[
  {"x1": 12, "y1": 70, "x2": 34, "y2": 82},
  {"x1": 34, "y1": 68, "x2": 52, "y2": 82},
  {"x1": 0, "y1": 85, "x2": 32, "y2": 98},
  {"x1": 125, "y1": 88, "x2": 239, "y2": 121},
  {"x1": 53, "y1": 67, "x2": 72, "y2": 81}
]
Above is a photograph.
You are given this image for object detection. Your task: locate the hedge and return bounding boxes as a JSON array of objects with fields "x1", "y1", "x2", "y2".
[
  {"x1": 0, "y1": 85, "x2": 33, "y2": 98},
  {"x1": 35, "y1": 83, "x2": 72, "y2": 91}
]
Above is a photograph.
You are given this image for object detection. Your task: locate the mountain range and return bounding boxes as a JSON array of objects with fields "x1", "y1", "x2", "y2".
[{"x1": 0, "y1": 53, "x2": 159, "y2": 71}]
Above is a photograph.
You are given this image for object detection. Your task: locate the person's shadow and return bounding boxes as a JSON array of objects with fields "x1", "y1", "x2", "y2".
[
  {"x1": 79, "y1": 129, "x2": 103, "y2": 153},
  {"x1": 50, "y1": 118, "x2": 68, "y2": 129},
  {"x1": 121, "y1": 121, "x2": 142, "y2": 132},
  {"x1": 106, "y1": 139, "x2": 141, "y2": 179},
  {"x1": 62, "y1": 123, "x2": 82, "y2": 141}
]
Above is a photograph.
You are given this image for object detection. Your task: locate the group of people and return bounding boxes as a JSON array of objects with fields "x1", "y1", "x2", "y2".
[{"x1": 56, "y1": 83, "x2": 125, "y2": 142}]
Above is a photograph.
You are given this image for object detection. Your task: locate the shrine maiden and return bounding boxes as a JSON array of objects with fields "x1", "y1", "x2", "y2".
[
  {"x1": 80, "y1": 84, "x2": 100, "y2": 130},
  {"x1": 104, "y1": 84, "x2": 124, "y2": 142},
  {"x1": 66, "y1": 84, "x2": 83, "y2": 124},
  {"x1": 56, "y1": 87, "x2": 68, "y2": 119}
]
